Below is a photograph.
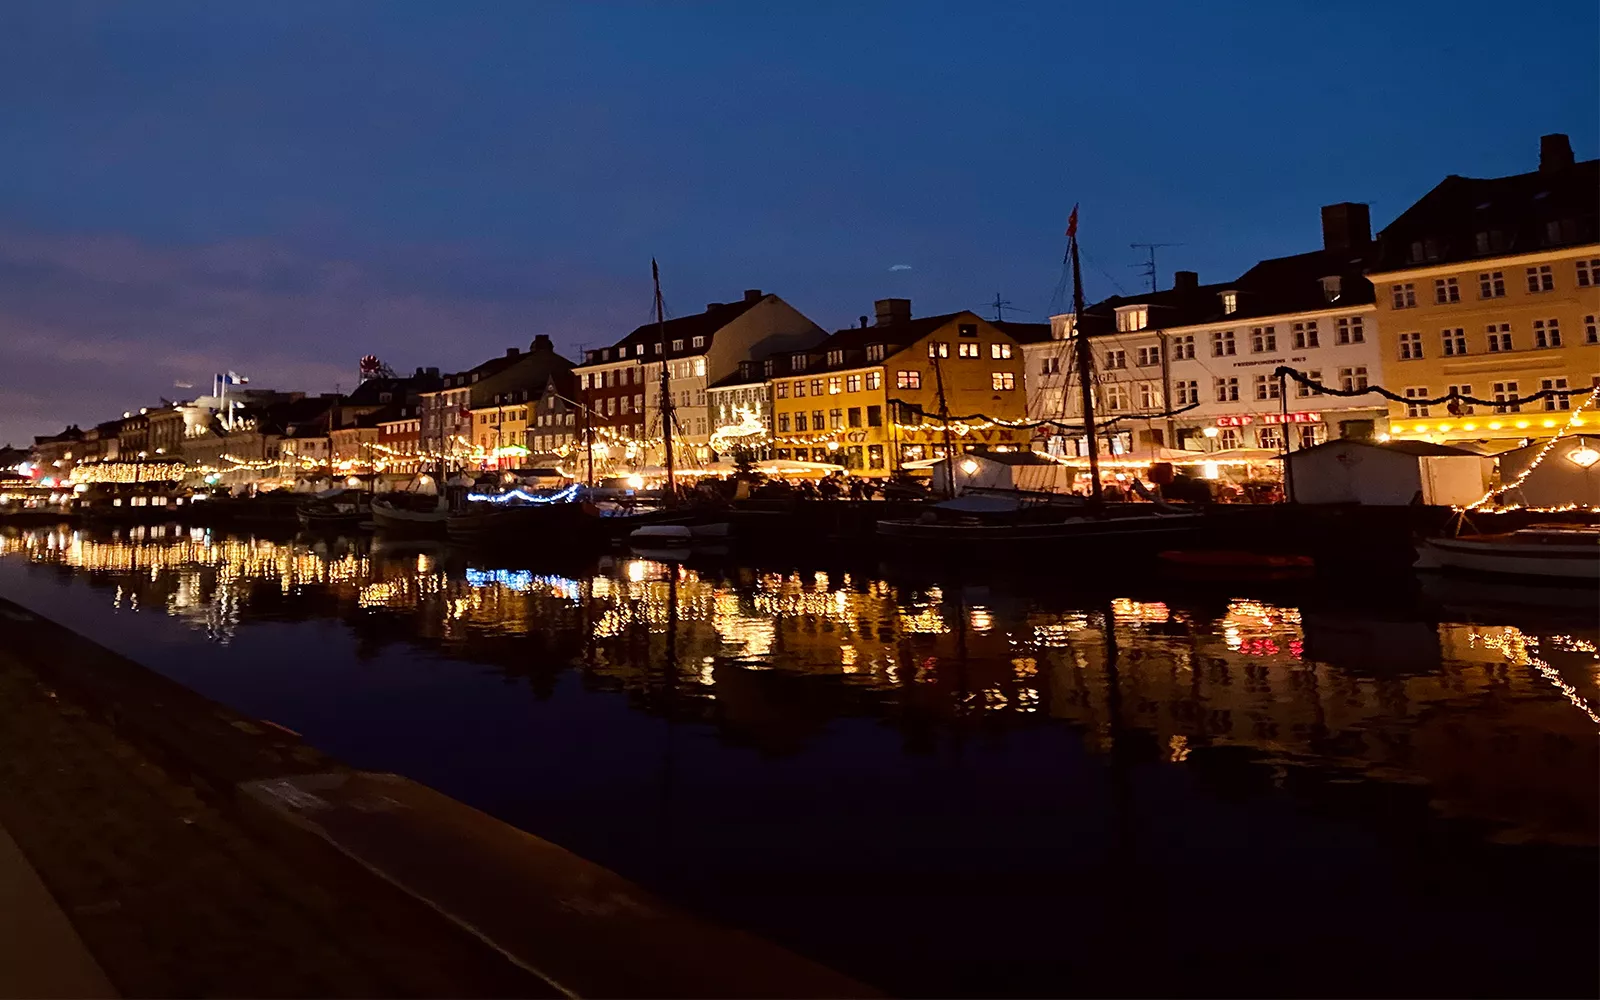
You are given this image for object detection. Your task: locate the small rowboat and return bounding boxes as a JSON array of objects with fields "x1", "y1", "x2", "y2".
[{"x1": 1417, "y1": 524, "x2": 1599, "y2": 582}]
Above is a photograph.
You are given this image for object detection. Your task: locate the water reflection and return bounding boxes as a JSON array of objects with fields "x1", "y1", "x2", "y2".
[{"x1": 3, "y1": 526, "x2": 1599, "y2": 998}]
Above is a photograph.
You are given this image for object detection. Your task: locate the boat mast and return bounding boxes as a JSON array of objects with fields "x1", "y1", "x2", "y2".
[
  {"x1": 653, "y1": 258, "x2": 676, "y2": 507},
  {"x1": 932, "y1": 355, "x2": 958, "y2": 498},
  {"x1": 1068, "y1": 206, "x2": 1103, "y2": 506}
]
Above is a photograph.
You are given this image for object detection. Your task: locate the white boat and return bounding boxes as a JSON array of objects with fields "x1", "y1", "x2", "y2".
[
  {"x1": 371, "y1": 494, "x2": 449, "y2": 533},
  {"x1": 1417, "y1": 525, "x2": 1599, "y2": 582},
  {"x1": 630, "y1": 524, "x2": 692, "y2": 546}
]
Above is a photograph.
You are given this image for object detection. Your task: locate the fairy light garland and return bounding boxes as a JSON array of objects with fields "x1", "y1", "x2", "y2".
[{"x1": 1461, "y1": 388, "x2": 1599, "y2": 512}]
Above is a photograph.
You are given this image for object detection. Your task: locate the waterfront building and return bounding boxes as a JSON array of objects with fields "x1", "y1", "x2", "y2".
[
  {"x1": 329, "y1": 413, "x2": 382, "y2": 474},
  {"x1": 376, "y1": 404, "x2": 425, "y2": 475},
  {"x1": 707, "y1": 360, "x2": 774, "y2": 461},
  {"x1": 1032, "y1": 204, "x2": 1390, "y2": 458},
  {"x1": 527, "y1": 372, "x2": 581, "y2": 464},
  {"x1": 146, "y1": 406, "x2": 185, "y2": 459},
  {"x1": 30, "y1": 425, "x2": 82, "y2": 484},
  {"x1": 116, "y1": 410, "x2": 150, "y2": 459},
  {"x1": 422, "y1": 337, "x2": 572, "y2": 471},
  {"x1": 574, "y1": 289, "x2": 824, "y2": 469},
  {"x1": 469, "y1": 388, "x2": 534, "y2": 468},
  {"x1": 768, "y1": 299, "x2": 1030, "y2": 471},
  {"x1": 1369, "y1": 133, "x2": 1599, "y2": 448}
]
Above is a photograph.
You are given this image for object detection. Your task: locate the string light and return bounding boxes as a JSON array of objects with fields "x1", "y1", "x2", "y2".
[{"x1": 1461, "y1": 388, "x2": 1599, "y2": 511}]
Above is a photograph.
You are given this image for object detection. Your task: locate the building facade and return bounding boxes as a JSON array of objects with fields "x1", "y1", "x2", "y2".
[
  {"x1": 377, "y1": 404, "x2": 424, "y2": 474},
  {"x1": 1368, "y1": 134, "x2": 1599, "y2": 448}
]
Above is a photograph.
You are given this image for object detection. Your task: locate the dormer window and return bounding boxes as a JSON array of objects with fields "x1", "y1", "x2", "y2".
[
  {"x1": 601, "y1": 348, "x2": 611, "y2": 361},
  {"x1": 691, "y1": 336, "x2": 705, "y2": 348},
  {"x1": 636, "y1": 344, "x2": 645, "y2": 356},
  {"x1": 1220, "y1": 291, "x2": 1238, "y2": 315},
  {"x1": 671, "y1": 339, "x2": 684, "y2": 351},
  {"x1": 1115, "y1": 306, "x2": 1148, "y2": 333},
  {"x1": 653, "y1": 343, "x2": 662, "y2": 355},
  {"x1": 763, "y1": 359, "x2": 775, "y2": 377},
  {"x1": 791, "y1": 354, "x2": 808, "y2": 372},
  {"x1": 865, "y1": 343, "x2": 885, "y2": 361},
  {"x1": 1321, "y1": 276, "x2": 1342, "y2": 302},
  {"x1": 958, "y1": 323, "x2": 978, "y2": 338},
  {"x1": 827, "y1": 349, "x2": 844, "y2": 365}
]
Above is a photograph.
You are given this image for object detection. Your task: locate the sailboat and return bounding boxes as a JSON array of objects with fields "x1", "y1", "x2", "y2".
[{"x1": 875, "y1": 207, "x2": 1202, "y2": 554}]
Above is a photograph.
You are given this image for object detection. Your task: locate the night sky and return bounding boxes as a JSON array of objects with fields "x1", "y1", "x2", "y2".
[{"x1": 2, "y1": 0, "x2": 1596, "y2": 446}]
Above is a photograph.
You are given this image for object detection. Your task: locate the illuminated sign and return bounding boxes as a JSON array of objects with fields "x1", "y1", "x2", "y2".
[{"x1": 1215, "y1": 412, "x2": 1321, "y2": 428}]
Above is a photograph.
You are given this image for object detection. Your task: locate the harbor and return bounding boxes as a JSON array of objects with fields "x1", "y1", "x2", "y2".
[{"x1": 0, "y1": 521, "x2": 1594, "y2": 996}]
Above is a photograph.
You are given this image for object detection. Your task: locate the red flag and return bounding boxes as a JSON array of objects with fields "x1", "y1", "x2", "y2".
[{"x1": 1065, "y1": 204, "x2": 1079, "y2": 239}]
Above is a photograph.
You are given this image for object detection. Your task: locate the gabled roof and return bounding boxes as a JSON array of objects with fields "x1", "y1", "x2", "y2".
[
  {"x1": 579, "y1": 294, "x2": 770, "y2": 368},
  {"x1": 1371, "y1": 158, "x2": 1599, "y2": 272},
  {"x1": 788, "y1": 312, "x2": 972, "y2": 376}
]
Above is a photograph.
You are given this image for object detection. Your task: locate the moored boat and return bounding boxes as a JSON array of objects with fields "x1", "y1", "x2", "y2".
[
  {"x1": 1417, "y1": 524, "x2": 1599, "y2": 582},
  {"x1": 372, "y1": 493, "x2": 449, "y2": 534}
]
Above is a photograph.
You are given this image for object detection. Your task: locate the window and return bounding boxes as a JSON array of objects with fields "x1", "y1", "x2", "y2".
[
  {"x1": 1578, "y1": 259, "x2": 1600, "y2": 287},
  {"x1": 868, "y1": 444, "x2": 885, "y2": 469},
  {"x1": 866, "y1": 371, "x2": 882, "y2": 390},
  {"x1": 1292, "y1": 321, "x2": 1319, "y2": 349},
  {"x1": 775, "y1": 381, "x2": 788, "y2": 399},
  {"x1": 604, "y1": 369, "x2": 616, "y2": 387},
  {"x1": 1105, "y1": 349, "x2": 1127, "y2": 369},
  {"x1": 992, "y1": 372, "x2": 1016, "y2": 390},
  {"x1": 1526, "y1": 265, "x2": 1554, "y2": 292},
  {"x1": 866, "y1": 344, "x2": 886, "y2": 362},
  {"x1": 1542, "y1": 377, "x2": 1571, "y2": 411},
  {"x1": 828, "y1": 377, "x2": 842, "y2": 394},
  {"x1": 1041, "y1": 356, "x2": 1061, "y2": 375},
  {"x1": 1339, "y1": 366, "x2": 1368, "y2": 392},
  {"x1": 653, "y1": 343, "x2": 662, "y2": 355},
  {"x1": 1219, "y1": 428, "x2": 1240, "y2": 449},
  {"x1": 1336, "y1": 316, "x2": 1364, "y2": 344},
  {"x1": 812, "y1": 378, "x2": 824, "y2": 396},
  {"x1": 829, "y1": 408, "x2": 843, "y2": 429},
  {"x1": 845, "y1": 374, "x2": 861, "y2": 392},
  {"x1": 1296, "y1": 370, "x2": 1323, "y2": 399},
  {"x1": 1479, "y1": 271, "x2": 1505, "y2": 298},
  {"x1": 896, "y1": 370, "x2": 920, "y2": 389},
  {"x1": 1173, "y1": 335, "x2": 1195, "y2": 359},
  {"x1": 1258, "y1": 426, "x2": 1283, "y2": 450},
  {"x1": 866, "y1": 405, "x2": 883, "y2": 427},
  {"x1": 1214, "y1": 376, "x2": 1239, "y2": 402},
  {"x1": 928, "y1": 342, "x2": 949, "y2": 358},
  {"x1": 1104, "y1": 384, "x2": 1129, "y2": 411},
  {"x1": 1447, "y1": 384, "x2": 1474, "y2": 415},
  {"x1": 826, "y1": 349, "x2": 844, "y2": 365},
  {"x1": 1298, "y1": 425, "x2": 1325, "y2": 449},
  {"x1": 1211, "y1": 330, "x2": 1236, "y2": 357},
  {"x1": 1116, "y1": 306, "x2": 1148, "y2": 332},
  {"x1": 1533, "y1": 319, "x2": 1561, "y2": 348},
  {"x1": 620, "y1": 396, "x2": 632, "y2": 414},
  {"x1": 691, "y1": 336, "x2": 705, "y2": 348},
  {"x1": 847, "y1": 407, "x2": 862, "y2": 428},
  {"x1": 1139, "y1": 382, "x2": 1156, "y2": 409},
  {"x1": 1433, "y1": 277, "x2": 1460, "y2": 304},
  {"x1": 671, "y1": 339, "x2": 684, "y2": 351},
  {"x1": 1136, "y1": 345, "x2": 1160, "y2": 367},
  {"x1": 579, "y1": 373, "x2": 591, "y2": 390},
  {"x1": 793, "y1": 413, "x2": 807, "y2": 431},
  {"x1": 791, "y1": 355, "x2": 807, "y2": 372},
  {"x1": 1221, "y1": 291, "x2": 1238, "y2": 315},
  {"x1": 1398, "y1": 331, "x2": 1424, "y2": 359},
  {"x1": 1391, "y1": 283, "x2": 1417, "y2": 308},
  {"x1": 1493, "y1": 381, "x2": 1520, "y2": 413},
  {"x1": 991, "y1": 343, "x2": 1012, "y2": 359},
  {"x1": 606, "y1": 397, "x2": 616, "y2": 415},
  {"x1": 694, "y1": 357, "x2": 707, "y2": 377},
  {"x1": 1175, "y1": 380, "x2": 1199, "y2": 405},
  {"x1": 793, "y1": 380, "x2": 806, "y2": 397},
  {"x1": 1441, "y1": 328, "x2": 1467, "y2": 356},
  {"x1": 956, "y1": 323, "x2": 978, "y2": 338},
  {"x1": 1586, "y1": 314, "x2": 1597, "y2": 344},
  {"x1": 1404, "y1": 387, "x2": 1430, "y2": 418},
  {"x1": 958, "y1": 342, "x2": 980, "y2": 358},
  {"x1": 1253, "y1": 374, "x2": 1280, "y2": 401},
  {"x1": 1486, "y1": 323, "x2": 1513, "y2": 352}
]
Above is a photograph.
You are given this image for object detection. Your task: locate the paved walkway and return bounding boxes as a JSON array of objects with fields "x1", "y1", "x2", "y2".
[{"x1": 0, "y1": 821, "x2": 115, "y2": 998}]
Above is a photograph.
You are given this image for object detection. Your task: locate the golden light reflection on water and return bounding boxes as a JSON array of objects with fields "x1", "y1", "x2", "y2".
[{"x1": 2, "y1": 526, "x2": 1596, "y2": 843}]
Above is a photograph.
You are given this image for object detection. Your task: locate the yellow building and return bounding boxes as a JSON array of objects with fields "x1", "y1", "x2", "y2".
[
  {"x1": 469, "y1": 387, "x2": 533, "y2": 469},
  {"x1": 1371, "y1": 134, "x2": 1599, "y2": 447},
  {"x1": 768, "y1": 300, "x2": 1029, "y2": 472}
]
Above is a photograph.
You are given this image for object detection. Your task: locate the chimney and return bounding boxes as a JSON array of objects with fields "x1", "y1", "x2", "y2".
[
  {"x1": 859, "y1": 315, "x2": 869, "y2": 329},
  {"x1": 1540, "y1": 133, "x2": 1574, "y2": 173},
  {"x1": 1320, "y1": 202, "x2": 1372, "y2": 251},
  {"x1": 505, "y1": 347, "x2": 520, "y2": 357},
  {"x1": 1173, "y1": 270, "x2": 1199, "y2": 292},
  {"x1": 744, "y1": 289, "x2": 763, "y2": 303},
  {"x1": 530, "y1": 334, "x2": 553, "y2": 352},
  {"x1": 426, "y1": 367, "x2": 439, "y2": 377},
  {"x1": 874, "y1": 298, "x2": 911, "y2": 327},
  {"x1": 706, "y1": 302, "x2": 724, "y2": 311}
]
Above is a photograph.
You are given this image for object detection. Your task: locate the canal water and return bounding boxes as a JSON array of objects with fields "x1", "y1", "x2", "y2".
[{"x1": 1, "y1": 524, "x2": 1594, "y2": 997}]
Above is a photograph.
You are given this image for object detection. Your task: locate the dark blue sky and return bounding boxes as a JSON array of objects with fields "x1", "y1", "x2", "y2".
[{"x1": 2, "y1": 0, "x2": 1596, "y2": 444}]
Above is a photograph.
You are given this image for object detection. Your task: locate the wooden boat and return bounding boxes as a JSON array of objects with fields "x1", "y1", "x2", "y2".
[
  {"x1": 372, "y1": 493, "x2": 448, "y2": 534},
  {"x1": 297, "y1": 489, "x2": 370, "y2": 531},
  {"x1": 877, "y1": 494, "x2": 1201, "y2": 550},
  {"x1": 1417, "y1": 524, "x2": 1599, "y2": 582}
]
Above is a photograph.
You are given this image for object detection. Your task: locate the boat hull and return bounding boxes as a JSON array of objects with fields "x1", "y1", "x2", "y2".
[
  {"x1": 1418, "y1": 537, "x2": 1599, "y2": 582},
  {"x1": 372, "y1": 499, "x2": 448, "y2": 535}
]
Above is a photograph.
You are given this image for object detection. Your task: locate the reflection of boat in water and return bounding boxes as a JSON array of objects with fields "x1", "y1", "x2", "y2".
[
  {"x1": 628, "y1": 522, "x2": 732, "y2": 547},
  {"x1": 1159, "y1": 549, "x2": 1315, "y2": 581},
  {"x1": 298, "y1": 490, "x2": 371, "y2": 531},
  {"x1": 1417, "y1": 524, "x2": 1599, "y2": 582},
  {"x1": 1419, "y1": 568, "x2": 1600, "y2": 620},
  {"x1": 878, "y1": 493, "x2": 1201, "y2": 551}
]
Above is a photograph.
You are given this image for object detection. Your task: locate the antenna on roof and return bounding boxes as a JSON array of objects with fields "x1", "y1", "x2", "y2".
[
  {"x1": 983, "y1": 292, "x2": 1030, "y2": 322},
  {"x1": 1129, "y1": 243, "x2": 1183, "y2": 293}
]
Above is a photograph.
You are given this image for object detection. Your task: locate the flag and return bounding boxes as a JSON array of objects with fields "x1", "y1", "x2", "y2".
[{"x1": 1065, "y1": 205, "x2": 1079, "y2": 240}]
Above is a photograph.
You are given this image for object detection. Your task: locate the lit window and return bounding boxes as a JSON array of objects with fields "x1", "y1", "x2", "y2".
[
  {"x1": 1478, "y1": 271, "x2": 1505, "y2": 298},
  {"x1": 897, "y1": 370, "x2": 921, "y2": 389},
  {"x1": 958, "y1": 342, "x2": 979, "y2": 358},
  {"x1": 928, "y1": 342, "x2": 949, "y2": 358},
  {"x1": 1526, "y1": 265, "x2": 1554, "y2": 292},
  {"x1": 1532, "y1": 318, "x2": 1561, "y2": 348},
  {"x1": 828, "y1": 377, "x2": 842, "y2": 394},
  {"x1": 1398, "y1": 331, "x2": 1423, "y2": 360},
  {"x1": 794, "y1": 413, "x2": 807, "y2": 431},
  {"x1": 1116, "y1": 307, "x2": 1148, "y2": 332},
  {"x1": 991, "y1": 343, "x2": 1012, "y2": 359},
  {"x1": 845, "y1": 374, "x2": 861, "y2": 392},
  {"x1": 865, "y1": 344, "x2": 885, "y2": 361},
  {"x1": 691, "y1": 336, "x2": 705, "y2": 348},
  {"x1": 793, "y1": 380, "x2": 806, "y2": 398},
  {"x1": 1221, "y1": 291, "x2": 1237, "y2": 315},
  {"x1": 1250, "y1": 326, "x2": 1277, "y2": 353},
  {"x1": 866, "y1": 371, "x2": 882, "y2": 390},
  {"x1": 1486, "y1": 323, "x2": 1513, "y2": 352},
  {"x1": 1391, "y1": 283, "x2": 1417, "y2": 308},
  {"x1": 991, "y1": 372, "x2": 1016, "y2": 391},
  {"x1": 1441, "y1": 328, "x2": 1467, "y2": 356},
  {"x1": 671, "y1": 339, "x2": 684, "y2": 351},
  {"x1": 775, "y1": 382, "x2": 788, "y2": 399},
  {"x1": 1103, "y1": 384, "x2": 1128, "y2": 410},
  {"x1": 1433, "y1": 277, "x2": 1460, "y2": 304},
  {"x1": 958, "y1": 323, "x2": 978, "y2": 337},
  {"x1": 1404, "y1": 387, "x2": 1430, "y2": 418},
  {"x1": 778, "y1": 413, "x2": 791, "y2": 432},
  {"x1": 812, "y1": 378, "x2": 824, "y2": 396},
  {"x1": 1139, "y1": 382, "x2": 1156, "y2": 409},
  {"x1": 829, "y1": 408, "x2": 843, "y2": 429},
  {"x1": 1258, "y1": 426, "x2": 1283, "y2": 449},
  {"x1": 827, "y1": 349, "x2": 844, "y2": 365}
]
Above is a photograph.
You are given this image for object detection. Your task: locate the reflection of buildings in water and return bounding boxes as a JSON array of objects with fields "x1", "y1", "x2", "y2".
[{"x1": 2, "y1": 527, "x2": 1594, "y2": 841}]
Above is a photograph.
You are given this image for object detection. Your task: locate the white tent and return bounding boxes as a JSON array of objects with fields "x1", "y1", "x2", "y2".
[
  {"x1": 1493, "y1": 436, "x2": 1600, "y2": 508},
  {"x1": 931, "y1": 452, "x2": 1075, "y2": 494},
  {"x1": 1284, "y1": 439, "x2": 1492, "y2": 506}
]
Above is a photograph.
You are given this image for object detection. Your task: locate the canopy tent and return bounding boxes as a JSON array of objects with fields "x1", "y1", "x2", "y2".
[
  {"x1": 930, "y1": 452, "x2": 1074, "y2": 494},
  {"x1": 1050, "y1": 447, "x2": 1212, "y2": 469}
]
